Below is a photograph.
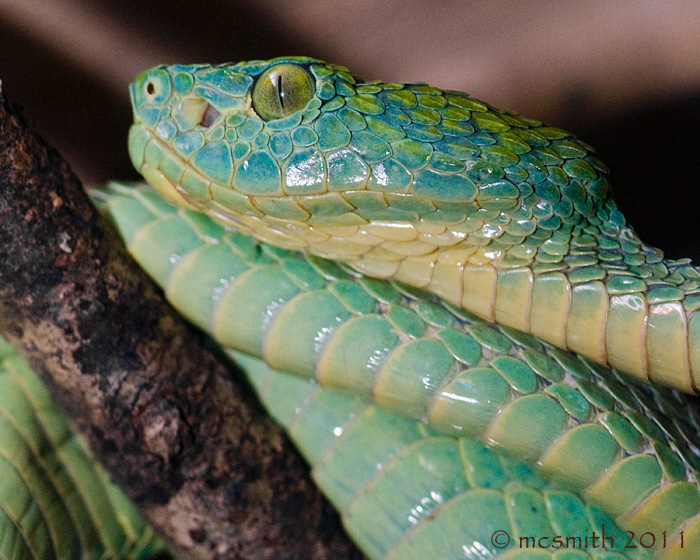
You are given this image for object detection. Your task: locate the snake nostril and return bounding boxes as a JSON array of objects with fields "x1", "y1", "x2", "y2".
[
  {"x1": 200, "y1": 103, "x2": 221, "y2": 127},
  {"x1": 146, "y1": 82, "x2": 155, "y2": 95}
]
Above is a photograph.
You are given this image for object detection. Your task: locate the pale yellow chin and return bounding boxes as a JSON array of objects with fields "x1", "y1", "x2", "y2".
[{"x1": 140, "y1": 162, "x2": 198, "y2": 210}]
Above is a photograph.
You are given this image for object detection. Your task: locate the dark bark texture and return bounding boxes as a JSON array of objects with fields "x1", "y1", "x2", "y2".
[{"x1": 0, "y1": 90, "x2": 362, "y2": 560}]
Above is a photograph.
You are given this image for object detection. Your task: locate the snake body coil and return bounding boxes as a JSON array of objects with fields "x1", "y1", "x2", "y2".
[{"x1": 95, "y1": 181, "x2": 698, "y2": 560}]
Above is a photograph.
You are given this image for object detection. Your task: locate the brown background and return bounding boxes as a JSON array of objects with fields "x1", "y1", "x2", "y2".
[{"x1": 2, "y1": 0, "x2": 700, "y2": 259}]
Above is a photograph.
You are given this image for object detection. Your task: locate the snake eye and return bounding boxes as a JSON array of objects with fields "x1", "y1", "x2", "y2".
[{"x1": 252, "y1": 63, "x2": 315, "y2": 121}]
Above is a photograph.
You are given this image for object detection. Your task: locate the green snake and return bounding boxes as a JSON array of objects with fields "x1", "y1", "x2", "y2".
[{"x1": 5, "y1": 56, "x2": 700, "y2": 559}]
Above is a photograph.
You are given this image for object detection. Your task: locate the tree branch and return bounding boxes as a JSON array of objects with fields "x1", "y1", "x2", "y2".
[{"x1": 0, "y1": 88, "x2": 362, "y2": 560}]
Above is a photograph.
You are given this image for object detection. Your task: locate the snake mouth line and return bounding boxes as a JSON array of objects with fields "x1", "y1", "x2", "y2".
[
  {"x1": 129, "y1": 123, "x2": 482, "y2": 263},
  {"x1": 129, "y1": 124, "x2": 261, "y2": 232},
  {"x1": 130, "y1": 123, "x2": 408, "y2": 223},
  {"x1": 129, "y1": 124, "x2": 387, "y2": 257}
]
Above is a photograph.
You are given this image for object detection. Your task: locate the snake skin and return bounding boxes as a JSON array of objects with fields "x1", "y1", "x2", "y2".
[{"x1": 118, "y1": 56, "x2": 700, "y2": 559}]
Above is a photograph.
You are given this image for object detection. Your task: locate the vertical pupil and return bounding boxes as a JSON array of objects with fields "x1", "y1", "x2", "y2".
[{"x1": 277, "y1": 75, "x2": 285, "y2": 109}]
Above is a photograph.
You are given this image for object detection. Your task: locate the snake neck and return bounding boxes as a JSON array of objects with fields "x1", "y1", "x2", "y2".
[
  {"x1": 354, "y1": 196, "x2": 700, "y2": 393},
  {"x1": 188, "y1": 171, "x2": 700, "y2": 394}
]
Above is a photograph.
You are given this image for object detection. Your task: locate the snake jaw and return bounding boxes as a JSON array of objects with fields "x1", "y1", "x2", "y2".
[
  {"x1": 127, "y1": 58, "x2": 613, "y2": 275},
  {"x1": 128, "y1": 124, "x2": 198, "y2": 210}
]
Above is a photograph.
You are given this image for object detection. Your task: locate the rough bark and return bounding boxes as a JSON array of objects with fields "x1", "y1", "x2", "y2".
[{"x1": 0, "y1": 90, "x2": 362, "y2": 560}]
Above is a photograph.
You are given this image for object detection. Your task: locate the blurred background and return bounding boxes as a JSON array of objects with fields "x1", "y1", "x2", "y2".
[{"x1": 2, "y1": 0, "x2": 700, "y2": 258}]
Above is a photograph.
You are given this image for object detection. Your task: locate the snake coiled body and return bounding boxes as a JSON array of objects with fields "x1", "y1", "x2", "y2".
[
  {"x1": 122, "y1": 56, "x2": 700, "y2": 559},
  {"x1": 2, "y1": 56, "x2": 700, "y2": 559},
  {"x1": 90, "y1": 181, "x2": 699, "y2": 560}
]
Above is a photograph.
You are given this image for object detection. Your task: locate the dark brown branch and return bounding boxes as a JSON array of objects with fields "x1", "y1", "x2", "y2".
[{"x1": 0, "y1": 90, "x2": 362, "y2": 559}]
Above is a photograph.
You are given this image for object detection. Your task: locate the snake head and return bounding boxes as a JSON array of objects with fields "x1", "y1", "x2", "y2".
[
  {"x1": 129, "y1": 56, "x2": 346, "y2": 209},
  {"x1": 129, "y1": 57, "x2": 611, "y2": 284}
]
